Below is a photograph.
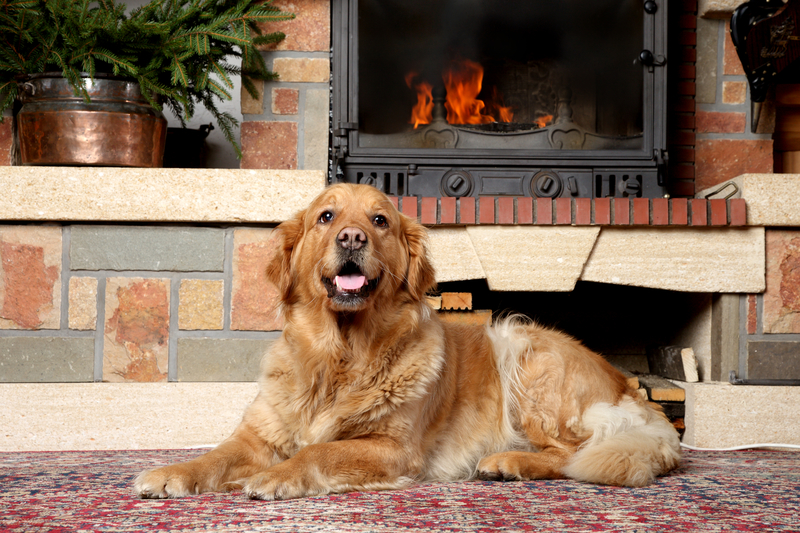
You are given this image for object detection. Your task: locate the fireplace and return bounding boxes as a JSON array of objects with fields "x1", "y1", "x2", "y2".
[{"x1": 331, "y1": 0, "x2": 669, "y2": 199}]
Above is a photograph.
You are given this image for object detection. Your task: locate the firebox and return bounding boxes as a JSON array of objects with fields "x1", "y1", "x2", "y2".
[{"x1": 331, "y1": 0, "x2": 669, "y2": 199}]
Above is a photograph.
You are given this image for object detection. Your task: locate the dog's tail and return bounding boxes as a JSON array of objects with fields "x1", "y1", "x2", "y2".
[{"x1": 562, "y1": 398, "x2": 682, "y2": 487}]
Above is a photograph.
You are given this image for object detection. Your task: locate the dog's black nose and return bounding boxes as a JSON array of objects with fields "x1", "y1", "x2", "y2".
[{"x1": 337, "y1": 227, "x2": 367, "y2": 250}]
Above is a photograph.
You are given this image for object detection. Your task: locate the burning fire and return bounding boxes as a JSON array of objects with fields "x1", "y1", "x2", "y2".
[{"x1": 407, "y1": 58, "x2": 516, "y2": 128}]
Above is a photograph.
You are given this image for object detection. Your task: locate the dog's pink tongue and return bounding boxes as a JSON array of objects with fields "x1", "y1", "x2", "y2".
[{"x1": 335, "y1": 274, "x2": 366, "y2": 291}]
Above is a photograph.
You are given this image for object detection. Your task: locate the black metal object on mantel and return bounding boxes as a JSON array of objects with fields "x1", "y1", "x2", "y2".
[{"x1": 731, "y1": 0, "x2": 800, "y2": 132}]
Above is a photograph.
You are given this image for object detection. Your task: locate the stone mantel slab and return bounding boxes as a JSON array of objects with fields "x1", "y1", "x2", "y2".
[
  {"x1": 0, "y1": 167, "x2": 326, "y2": 223},
  {"x1": 741, "y1": 174, "x2": 800, "y2": 226}
]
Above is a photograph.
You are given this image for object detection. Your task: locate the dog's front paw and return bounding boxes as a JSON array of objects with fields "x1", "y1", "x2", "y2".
[
  {"x1": 134, "y1": 464, "x2": 207, "y2": 499},
  {"x1": 244, "y1": 468, "x2": 316, "y2": 501}
]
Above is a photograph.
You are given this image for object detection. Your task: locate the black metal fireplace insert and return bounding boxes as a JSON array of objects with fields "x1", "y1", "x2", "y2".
[{"x1": 331, "y1": 0, "x2": 669, "y2": 199}]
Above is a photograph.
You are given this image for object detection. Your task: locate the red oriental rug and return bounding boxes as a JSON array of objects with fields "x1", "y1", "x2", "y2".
[{"x1": 1, "y1": 448, "x2": 798, "y2": 532}]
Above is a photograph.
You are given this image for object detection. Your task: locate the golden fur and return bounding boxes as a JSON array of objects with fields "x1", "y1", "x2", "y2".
[{"x1": 135, "y1": 184, "x2": 681, "y2": 500}]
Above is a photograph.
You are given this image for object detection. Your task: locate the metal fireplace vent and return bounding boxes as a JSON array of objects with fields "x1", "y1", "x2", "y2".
[{"x1": 331, "y1": 0, "x2": 669, "y2": 199}]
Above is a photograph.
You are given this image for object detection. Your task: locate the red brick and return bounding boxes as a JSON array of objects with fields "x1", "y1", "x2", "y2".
[
  {"x1": 672, "y1": 98, "x2": 696, "y2": 113},
  {"x1": 240, "y1": 121, "x2": 298, "y2": 169},
  {"x1": 710, "y1": 198, "x2": 728, "y2": 225},
  {"x1": 594, "y1": 198, "x2": 611, "y2": 225},
  {"x1": 0, "y1": 120, "x2": 12, "y2": 165},
  {"x1": 231, "y1": 229, "x2": 283, "y2": 332},
  {"x1": 670, "y1": 131, "x2": 696, "y2": 146},
  {"x1": 747, "y1": 294, "x2": 758, "y2": 335},
  {"x1": 672, "y1": 147, "x2": 696, "y2": 163},
  {"x1": 670, "y1": 180, "x2": 696, "y2": 197},
  {"x1": 555, "y1": 198, "x2": 572, "y2": 225},
  {"x1": 723, "y1": 30, "x2": 745, "y2": 76},
  {"x1": 536, "y1": 198, "x2": 553, "y2": 224},
  {"x1": 679, "y1": 31, "x2": 697, "y2": 46},
  {"x1": 498, "y1": 197, "x2": 514, "y2": 224},
  {"x1": 674, "y1": 115, "x2": 696, "y2": 129},
  {"x1": 677, "y1": 81, "x2": 696, "y2": 96},
  {"x1": 679, "y1": 14, "x2": 697, "y2": 29},
  {"x1": 575, "y1": 198, "x2": 591, "y2": 225},
  {"x1": 402, "y1": 197, "x2": 418, "y2": 220},
  {"x1": 677, "y1": 65, "x2": 696, "y2": 79},
  {"x1": 440, "y1": 196, "x2": 456, "y2": 224},
  {"x1": 613, "y1": 198, "x2": 630, "y2": 225},
  {"x1": 695, "y1": 139, "x2": 773, "y2": 191},
  {"x1": 389, "y1": 196, "x2": 399, "y2": 210},
  {"x1": 679, "y1": 48, "x2": 697, "y2": 63},
  {"x1": 696, "y1": 111, "x2": 746, "y2": 134},
  {"x1": 479, "y1": 197, "x2": 495, "y2": 224},
  {"x1": 682, "y1": 0, "x2": 697, "y2": 11},
  {"x1": 672, "y1": 164, "x2": 696, "y2": 180},
  {"x1": 690, "y1": 199, "x2": 708, "y2": 226},
  {"x1": 420, "y1": 197, "x2": 437, "y2": 225},
  {"x1": 671, "y1": 198, "x2": 689, "y2": 225},
  {"x1": 271, "y1": 88, "x2": 299, "y2": 115},
  {"x1": 517, "y1": 197, "x2": 533, "y2": 224},
  {"x1": 730, "y1": 198, "x2": 747, "y2": 226},
  {"x1": 258, "y1": 0, "x2": 330, "y2": 52},
  {"x1": 633, "y1": 198, "x2": 650, "y2": 225},
  {"x1": 459, "y1": 197, "x2": 476, "y2": 224},
  {"x1": 652, "y1": 198, "x2": 669, "y2": 225}
]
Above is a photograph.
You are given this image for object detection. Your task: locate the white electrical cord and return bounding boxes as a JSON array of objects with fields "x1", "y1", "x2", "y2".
[{"x1": 681, "y1": 442, "x2": 800, "y2": 451}]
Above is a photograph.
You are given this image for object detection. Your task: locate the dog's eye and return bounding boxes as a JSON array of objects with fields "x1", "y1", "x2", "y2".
[
  {"x1": 319, "y1": 211, "x2": 334, "y2": 224},
  {"x1": 373, "y1": 215, "x2": 388, "y2": 228}
]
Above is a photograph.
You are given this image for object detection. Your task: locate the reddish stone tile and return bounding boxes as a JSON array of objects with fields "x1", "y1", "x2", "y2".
[
  {"x1": 696, "y1": 111, "x2": 746, "y2": 134},
  {"x1": 0, "y1": 120, "x2": 12, "y2": 165},
  {"x1": 271, "y1": 88, "x2": 299, "y2": 115},
  {"x1": 517, "y1": 197, "x2": 533, "y2": 224},
  {"x1": 575, "y1": 198, "x2": 591, "y2": 225},
  {"x1": 671, "y1": 198, "x2": 689, "y2": 225},
  {"x1": 730, "y1": 198, "x2": 747, "y2": 226},
  {"x1": 459, "y1": 197, "x2": 476, "y2": 224},
  {"x1": 440, "y1": 197, "x2": 456, "y2": 224},
  {"x1": 536, "y1": 198, "x2": 553, "y2": 225},
  {"x1": 722, "y1": 81, "x2": 747, "y2": 104},
  {"x1": 555, "y1": 198, "x2": 571, "y2": 225},
  {"x1": 479, "y1": 197, "x2": 495, "y2": 224},
  {"x1": 747, "y1": 294, "x2": 758, "y2": 335},
  {"x1": 389, "y1": 196, "x2": 399, "y2": 210},
  {"x1": 764, "y1": 230, "x2": 800, "y2": 333},
  {"x1": 651, "y1": 198, "x2": 668, "y2": 225},
  {"x1": 104, "y1": 278, "x2": 169, "y2": 383},
  {"x1": 633, "y1": 198, "x2": 650, "y2": 225},
  {"x1": 402, "y1": 197, "x2": 418, "y2": 220},
  {"x1": 594, "y1": 198, "x2": 611, "y2": 225},
  {"x1": 710, "y1": 199, "x2": 728, "y2": 225},
  {"x1": 690, "y1": 199, "x2": 708, "y2": 226},
  {"x1": 258, "y1": 0, "x2": 330, "y2": 52},
  {"x1": 613, "y1": 198, "x2": 630, "y2": 225},
  {"x1": 695, "y1": 139, "x2": 773, "y2": 191},
  {"x1": 0, "y1": 227, "x2": 61, "y2": 330},
  {"x1": 231, "y1": 229, "x2": 284, "y2": 331},
  {"x1": 498, "y1": 197, "x2": 514, "y2": 224},
  {"x1": 420, "y1": 197, "x2": 437, "y2": 225},
  {"x1": 240, "y1": 121, "x2": 298, "y2": 170}
]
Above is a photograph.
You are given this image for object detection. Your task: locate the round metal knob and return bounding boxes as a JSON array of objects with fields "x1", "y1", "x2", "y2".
[
  {"x1": 531, "y1": 171, "x2": 563, "y2": 198},
  {"x1": 644, "y1": 1, "x2": 658, "y2": 14},
  {"x1": 441, "y1": 169, "x2": 474, "y2": 197}
]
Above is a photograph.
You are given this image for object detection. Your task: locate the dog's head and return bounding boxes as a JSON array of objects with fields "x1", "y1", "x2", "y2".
[{"x1": 266, "y1": 184, "x2": 435, "y2": 314}]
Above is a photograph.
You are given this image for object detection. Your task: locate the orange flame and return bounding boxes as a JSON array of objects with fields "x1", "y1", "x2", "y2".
[
  {"x1": 406, "y1": 72, "x2": 434, "y2": 128},
  {"x1": 535, "y1": 114, "x2": 553, "y2": 128}
]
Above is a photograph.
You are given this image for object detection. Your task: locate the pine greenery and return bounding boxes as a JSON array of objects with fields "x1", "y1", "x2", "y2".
[{"x1": 0, "y1": 0, "x2": 294, "y2": 156}]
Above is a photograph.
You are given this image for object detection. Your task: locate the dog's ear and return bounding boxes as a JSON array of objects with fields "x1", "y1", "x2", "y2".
[
  {"x1": 266, "y1": 212, "x2": 305, "y2": 302},
  {"x1": 402, "y1": 215, "x2": 436, "y2": 301}
]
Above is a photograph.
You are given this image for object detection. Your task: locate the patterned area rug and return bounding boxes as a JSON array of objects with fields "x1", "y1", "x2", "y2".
[{"x1": 1, "y1": 448, "x2": 799, "y2": 532}]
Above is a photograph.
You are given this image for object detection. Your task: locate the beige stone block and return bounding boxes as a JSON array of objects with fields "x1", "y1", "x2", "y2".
[
  {"x1": 304, "y1": 88, "x2": 330, "y2": 171},
  {"x1": 695, "y1": 17, "x2": 718, "y2": 104},
  {"x1": 241, "y1": 79, "x2": 264, "y2": 115},
  {"x1": 681, "y1": 381, "x2": 800, "y2": 448},
  {"x1": 68, "y1": 277, "x2": 98, "y2": 331},
  {"x1": 231, "y1": 229, "x2": 283, "y2": 331},
  {"x1": 272, "y1": 58, "x2": 330, "y2": 83},
  {"x1": 742, "y1": 173, "x2": 800, "y2": 226},
  {"x1": 466, "y1": 226, "x2": 600, "y2": 291},
  {"x1": 0, "y1": 383, "x2": 258, "y2": 450},
  {"x1": 104, "y1": 278, "x2": 170, "y2": 383},
  {"x1": 179, "y1": 279, "x2": 224, "y2": 331},
  {"x1": 426, "y1": 227, "x2": 485, "y2": 283},
  {"x1": 0, "y1": 226, "x2": 61, "y2": 330},
  {"x1": 699, "y1": 0, "x2": 746, "y2": 19},
  {"x1": 581, "y1": 227, "x2": 765, "y2": 293},
  {"x1": 0, "y1": 167, "x2": 326, "y2": 223}
]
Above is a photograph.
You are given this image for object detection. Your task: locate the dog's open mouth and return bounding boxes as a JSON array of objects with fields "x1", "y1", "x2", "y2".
[{"x1": 322, "y1": 262, "x2": 379, "y2": 303}]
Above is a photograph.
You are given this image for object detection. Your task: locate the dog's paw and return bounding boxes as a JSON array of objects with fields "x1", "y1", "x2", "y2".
[
  {"x1": 476, "y1": 453, "x2": 524, "y2": 482},
  {"x1": 243, "y1": 468, "x2": 317, "y2": 501},
  {"x1": 134, "y1": 465, "x2": 206, "y2": 499}
]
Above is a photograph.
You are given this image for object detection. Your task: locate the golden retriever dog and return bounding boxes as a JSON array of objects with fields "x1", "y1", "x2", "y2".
[{"x1": 135, "y1": 184, "x2": 681, "y2": 500}]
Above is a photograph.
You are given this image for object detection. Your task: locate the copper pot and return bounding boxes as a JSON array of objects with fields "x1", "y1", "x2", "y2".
[{"x1": 16, "y1": 73, "x2": 167, "y2": 167}]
